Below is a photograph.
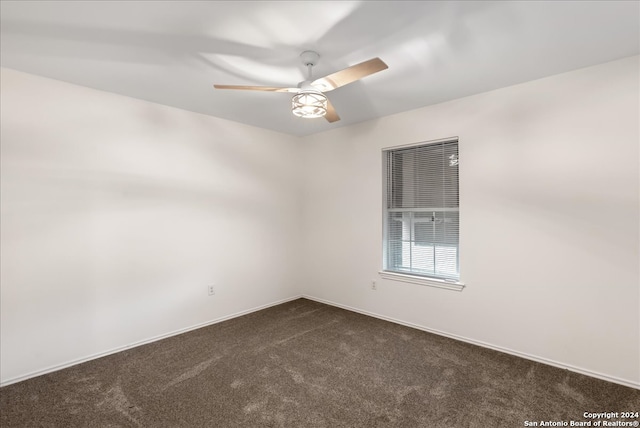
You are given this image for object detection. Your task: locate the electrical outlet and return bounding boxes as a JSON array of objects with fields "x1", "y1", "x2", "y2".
[
  {"x1": 208, "y1": 285, "x2": 215, "y2": 296},
  {"x1": 371, "y1": 281, "x2": 377, "y2": 291}
]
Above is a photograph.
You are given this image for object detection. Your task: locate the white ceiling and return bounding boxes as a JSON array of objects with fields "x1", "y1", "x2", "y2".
[{"x1": 1, "y1": 1, "x2": 638, "y2": 136}]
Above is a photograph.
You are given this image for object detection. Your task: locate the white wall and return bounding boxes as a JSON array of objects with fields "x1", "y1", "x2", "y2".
[
  {"x1": 2, "y1": 56, "x2": 638, "y2": 389},
  {"x1": 300, "y1": 56, "x2": 639, "y2": 387},
  {"x1": 0, "y1": 68, "x2": 302, "y2": 384}
]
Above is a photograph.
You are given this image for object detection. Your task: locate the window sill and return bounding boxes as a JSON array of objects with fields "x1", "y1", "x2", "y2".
[{"x1": 378, "y1": 271, "x2": 465, "y2": 292}]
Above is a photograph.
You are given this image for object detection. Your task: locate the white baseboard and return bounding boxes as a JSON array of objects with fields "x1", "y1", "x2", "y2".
[
  {"x1": 5, "y1": 294, "x2": 637, "y2": 391},
  {"x1": 302, "y1": 294, "x2": 640, "y2": 391},
  {"x1": 0, "y1": 295, "x2": 302, "y2": 387}
]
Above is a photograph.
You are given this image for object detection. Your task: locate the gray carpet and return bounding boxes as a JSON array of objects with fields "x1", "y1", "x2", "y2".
[{"x1": 0, "y1": 298, "x2": 637, "y2": 427}]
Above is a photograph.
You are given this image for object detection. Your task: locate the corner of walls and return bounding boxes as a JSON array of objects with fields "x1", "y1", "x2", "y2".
[{"x1": 2, "y1": 56, "x2": 638, "y2": 388}]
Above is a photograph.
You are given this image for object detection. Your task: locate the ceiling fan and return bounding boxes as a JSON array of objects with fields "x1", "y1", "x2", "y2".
[{"x1": 213, "y1": 51, "x2": 388, "y2": 123}]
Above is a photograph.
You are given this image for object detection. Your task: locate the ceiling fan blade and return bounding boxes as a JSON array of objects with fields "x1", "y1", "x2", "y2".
[
  {"x1": 213, "y1": 85, "x2": 299, "y2": 93},
  {"x1": 312, "y1": 57, "x2": 388, "y2": 92},
  {"x1": 324, "y1": 98, "x2": 340, "y2": 123}
]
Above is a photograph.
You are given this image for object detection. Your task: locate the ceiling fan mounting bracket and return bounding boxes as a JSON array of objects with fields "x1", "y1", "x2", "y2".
[{"x1": 300, "y1": 50, "x2": 320, "y2": 67}]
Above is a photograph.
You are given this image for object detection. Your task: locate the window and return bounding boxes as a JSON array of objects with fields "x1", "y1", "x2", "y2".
[{"x1": 382, "y1": 138, "x2": 461, "y2": 287}]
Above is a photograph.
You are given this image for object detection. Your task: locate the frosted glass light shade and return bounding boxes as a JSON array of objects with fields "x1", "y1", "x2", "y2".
[{"x1": 291, "y1": 91, "x2": 327, "y2": 118}]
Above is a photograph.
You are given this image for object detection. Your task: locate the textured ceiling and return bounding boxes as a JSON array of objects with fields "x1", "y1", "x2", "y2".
[{"x1": 1, "y1": 1, "x2": 638, "y2": 136}]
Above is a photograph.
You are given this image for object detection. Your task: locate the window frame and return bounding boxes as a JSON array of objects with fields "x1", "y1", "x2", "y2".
[{"x1": 380, "y1": 137, "x2": 465, "y2": 292}]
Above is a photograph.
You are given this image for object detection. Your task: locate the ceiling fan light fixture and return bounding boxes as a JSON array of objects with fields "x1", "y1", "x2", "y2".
[{"x1": 291, "y1": 91, "x2": 327, "y2": 119}]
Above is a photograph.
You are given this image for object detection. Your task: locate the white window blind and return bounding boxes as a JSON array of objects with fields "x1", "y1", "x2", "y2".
[{"x1": 383, "y1": 139, "x2": 460, "y2": 282}]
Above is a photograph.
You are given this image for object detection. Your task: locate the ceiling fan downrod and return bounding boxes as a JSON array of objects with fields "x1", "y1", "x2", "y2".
[{"x1": 300, "y1": 50, "x2": 320, "y2": 81}]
